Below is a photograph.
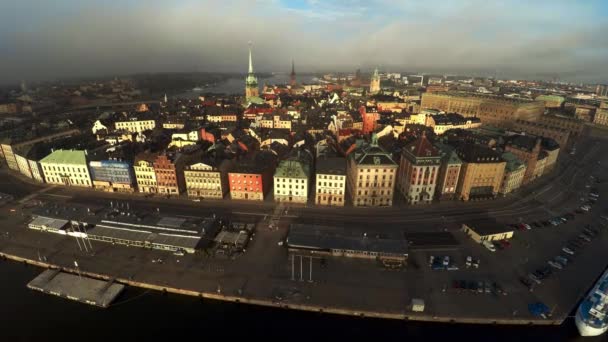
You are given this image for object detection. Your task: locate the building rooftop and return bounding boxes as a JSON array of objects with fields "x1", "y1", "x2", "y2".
[
  {"x1": 316, "y1": 156, "x2": 346, "y2": 175},
  {"x1": 501, "y1": 152, "x2": 526, "y2": 172},
  {"x1": 402, "y1": 132, "x2": 441, "y2": 159},
  {"x1": 464, "y1": 219, "x2": 514, "y2": 236},
  {"x1": 39, "y1": 149, "x2": 88, "y2": 165},
  {"x1": 456, "y1": 143, "x2": 503, "y2": 163},
  {"x1": 287, "y1": 224, "x2": 408, "y2": 256}
]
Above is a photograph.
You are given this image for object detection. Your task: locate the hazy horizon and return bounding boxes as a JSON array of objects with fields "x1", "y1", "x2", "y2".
[{"x1": 2, "y1": 0, "x2": 608, "y2": 85}]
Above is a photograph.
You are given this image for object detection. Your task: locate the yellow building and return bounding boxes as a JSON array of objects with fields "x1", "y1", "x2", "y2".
[
  {"x1": 184, "y1": 160, "x2": 232, "y2": 199},
  {"x1": 499, "y1": 152, "x2": 526, "y2": 195},
  {"x1": 594, "y1": 109, "x2": 608, "y2": 126},
  {"x1": 537, "y1": 114, "x2": 584, "y2": 140},
  {"x1": 347, "y1": 135, "x2": 398, "y2": 207},
  {"x1": 115, "y1": 116, "x2": 156, "y2": 133},
  {"x1": 421, "y1": 92, "x2": 544, "y2": 128},
  {"x1": 512, "y1": 120, "x2": 570, "y2": 148},
  {"x1": 315, "y1": 156, "x2": 347, "y2": 206},
  {"x1": 462, "y1": 221, "x2": 514, "y2": 243},
  {"x1": 455, "y1": 144, "x2": 506, "y2": 201},
  {"x1": 133, "y1": 154, "x2": 158, "y2": 193},
  {"x1": 40, "y1": 149, "x2": 92, "y2": 187}
]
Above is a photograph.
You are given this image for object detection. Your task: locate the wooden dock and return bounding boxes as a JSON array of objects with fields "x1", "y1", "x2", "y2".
[{"x1": 27, "y1": 269, "x2": 124, "y2": 308}]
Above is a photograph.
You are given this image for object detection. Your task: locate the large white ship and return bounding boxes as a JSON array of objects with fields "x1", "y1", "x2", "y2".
[{"x1": 575, "y1": 268, "x2": 608, "y2": 337}]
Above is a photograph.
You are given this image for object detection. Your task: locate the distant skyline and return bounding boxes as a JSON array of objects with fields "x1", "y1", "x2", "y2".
[{"x1": 1, "y1": 0, "x2": 608, "y2": 84}]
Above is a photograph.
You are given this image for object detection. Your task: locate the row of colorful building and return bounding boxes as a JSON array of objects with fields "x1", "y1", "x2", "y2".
[{"x1": 3, "y1": 121, "x2": 561, "y2": 207}]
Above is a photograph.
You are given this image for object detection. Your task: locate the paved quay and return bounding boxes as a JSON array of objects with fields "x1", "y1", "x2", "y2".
[{"x1": 0, "y1": 134, "x2": 607, "y2": 326}]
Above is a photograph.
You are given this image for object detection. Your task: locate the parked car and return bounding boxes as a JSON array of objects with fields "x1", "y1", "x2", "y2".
[
  {"x1": 533, "y1": 222, "x2": 542, "y2": 228},
  {"x1": 555, "y1": 256, "x2": 568, "y2": 266},
  {"x1": 579, "y1": 234, "x2": 592, "y2": 242},
  {"x1": 483, "y1": 241, "x2": 496, "y2": 252},
  {"x1": 527, "y1": 273, "x2": 542, "y2": 285},
  {"x1": 484, "y1": 282, "x2": 491, "y2": 294},
  {"x1": 442, "y1": 256, "x2": 450, "y2": 267},
  {"x1": 465, "y1": 256, "x2": 472, "y2": 268},
  {"x1": 548, "y1": 260, "x2": 563, "y2": 270},
  {"x1": 580, "y1": 205, "x2": 590, "y2": 212},
  {"x1": 562, "y1": 247, "x2": 575, "y2": 255},
  {"x1": 477, "y1": 281, "x2": 484, "y2": 294},
  {"x1": 520, "y1": 277, "x2": 535, "y2": 291},
  {"x1": 542, "y1": 221, "x2": 551, "y2": 227},
  {"x1": 472, "y1": 259, "x2": 480, "y2": 268}
]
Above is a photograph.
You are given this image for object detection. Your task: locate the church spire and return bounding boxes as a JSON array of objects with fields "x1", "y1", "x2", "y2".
[
  {"x1": 290, "y1": 59, "x2": 296, "y2": 87},
  {"x1": 248, "y1": 42, "x2": 254, "y2": 74}
]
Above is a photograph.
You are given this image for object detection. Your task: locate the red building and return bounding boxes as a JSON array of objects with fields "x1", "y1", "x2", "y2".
[
  {"x1": 228, "y1": 152, "x2": 276, "y2": 201},
  {"x1": 153, "y1": 153, "x2": 184, "y2": 196},
  {"x1": 360, "y1": 105, "x2": 379, "y2": 134}
]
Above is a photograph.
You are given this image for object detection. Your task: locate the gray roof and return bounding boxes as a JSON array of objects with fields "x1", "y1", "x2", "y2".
[
  {"x1": 316, "y1": 156, "x2": 346, "y2": 175},
  {"x1": 88, "y1": 225, "x2": 201, "y2": 250},
  {"x1": 287, "y1": 224, "x2": 407, "y2": 255}
]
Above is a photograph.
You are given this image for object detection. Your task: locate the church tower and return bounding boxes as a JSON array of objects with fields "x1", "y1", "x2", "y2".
[
  {"x1": 290, "y1": 59, "x2": 296, "y2": 87},
  {"x1": 369, "y1": 67, "x2": 380, "y2": 94},
  {"x1": 245, "y1": 43, "x2": 259, "y2": 100}
]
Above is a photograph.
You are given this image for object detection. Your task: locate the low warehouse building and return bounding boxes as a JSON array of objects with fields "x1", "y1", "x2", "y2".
[
  {"x1": 286, "y1": 224, "x2": 408, "y2": 263},
  {"x1": 462, "y1": 220, "x2": 514, "y2": 243}
]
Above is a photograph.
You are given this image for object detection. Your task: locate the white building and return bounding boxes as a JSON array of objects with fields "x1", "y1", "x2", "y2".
[
  {"x1": 274, "y1": 158, "x2": 310, "y2": 204},
  {"x1": 315, "y1": 156, "x2": 347, "y2": 206},
  {"x1": 40, "y1": 150, "x2": 92, "y2": 187},
  {"x1": 115, "y1": 116, "x2": 156, "y2": 133},
  {"x1": 133, "y1": 155, "x2": 158, "y2": 193}
]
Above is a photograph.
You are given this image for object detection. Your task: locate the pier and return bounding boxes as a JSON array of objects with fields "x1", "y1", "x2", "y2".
[{"x1": 27, "y1": 269, "x2": 124, "y2": 308}]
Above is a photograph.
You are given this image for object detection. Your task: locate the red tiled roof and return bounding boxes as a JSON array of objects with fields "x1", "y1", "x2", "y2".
[{"x1": 404, "y1": 132, "x2": 440, "y2": 158}]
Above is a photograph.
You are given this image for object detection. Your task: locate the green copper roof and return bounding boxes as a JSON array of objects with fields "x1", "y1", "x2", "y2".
[
  {"x1": 535, "y1": 95, "x2": 565, "y2": 103},
  {"x1": 274, "y1": 159, "x2": 309, "y2": 179},
  {"x1": 40, "y1": 149, "x2": 87, "y2": 165},
  {"x1": 247, "y1": 96, "x2": 265, "y2": 105},
  {"x1": 501, "y1": 152, "x2": 525, "y2": 172}
]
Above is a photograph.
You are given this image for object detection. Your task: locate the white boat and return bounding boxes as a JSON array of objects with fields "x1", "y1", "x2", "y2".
[{"x1": 575, "y1": 268, "x2": 608, "y2": 337}]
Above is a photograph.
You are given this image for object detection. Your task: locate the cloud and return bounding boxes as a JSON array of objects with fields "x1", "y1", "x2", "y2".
[{"x1": 0, "y1": 0, "x2": 607, "y2": 84}]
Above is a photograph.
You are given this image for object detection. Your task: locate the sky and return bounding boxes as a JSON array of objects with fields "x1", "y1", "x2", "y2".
[{"x1": 1, "y1": 0, "x2": 607, "y2": 84}]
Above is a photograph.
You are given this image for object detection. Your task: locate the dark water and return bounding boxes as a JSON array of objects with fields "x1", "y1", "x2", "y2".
[
  {"x1": 1, "y1": 261, "x2": 603, "y2": 342},
  {"x1": 178, "y1": 74, "x2": 318, "y2": 98}
]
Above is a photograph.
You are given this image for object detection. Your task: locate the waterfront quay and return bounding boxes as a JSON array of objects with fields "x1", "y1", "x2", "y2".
[
  {"x1": 0, "y1": 133, "x2": 607, "y2": 326},
  {"x1": 27, "y1": 269, "x2": 124, "y2": 308}
]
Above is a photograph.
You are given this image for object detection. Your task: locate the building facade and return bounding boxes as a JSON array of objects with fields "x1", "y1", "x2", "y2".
[
  {"x1": 40, "y1": 150, "x2": 92, "y2": 187},
  {"x1": 421, "y1": 92, "x2": 544, "y2": 128},
  {"x1": 115, "y1": 117, "x2": 156, "y2": 133},
  {"x1": 184, "y1": 160, "x2": 232, "y2": 199},
  {"x1": 315, "y1": 156, "x2": 347, "y2": 206},
  {"x1": 274, "y1": 158, "x2": 310, "y2": 204},
  {"x1": 89, "y1": 159, "x2": 135, "y2": 192},
  {"x1": 397, "y1": 133, "x2": 441, "y2": 204},
  {"x1": 593, "y1": 109, "x2": 608, "y2": 126},
  {"x1": 134, "y1": 158, "x2": 158, "y2": 193},
  {"x1": 455, "y1": 144, "x2": 506, "y2": 201},
  {"x1": 434, "y1": 144, "x2": 462, "y2": 201},
  {"x1": 504, "y1": 135, "x2": 542, "y2": 185},
  {"x1": 499, "y1": 152, "x2": 526, "y2": 195},
  {"x1": 512, "y1": 119, "x2": 570, "y2": 148},
  {"x1": 536, "y1": 114, "x2": 584, "y2": 140},
  {"x1": 153, "y1": 153, "x2": 184, "y2": 195},
  {"x1": 347, "y1": 135, "x2": 398, "y2": 207}
]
